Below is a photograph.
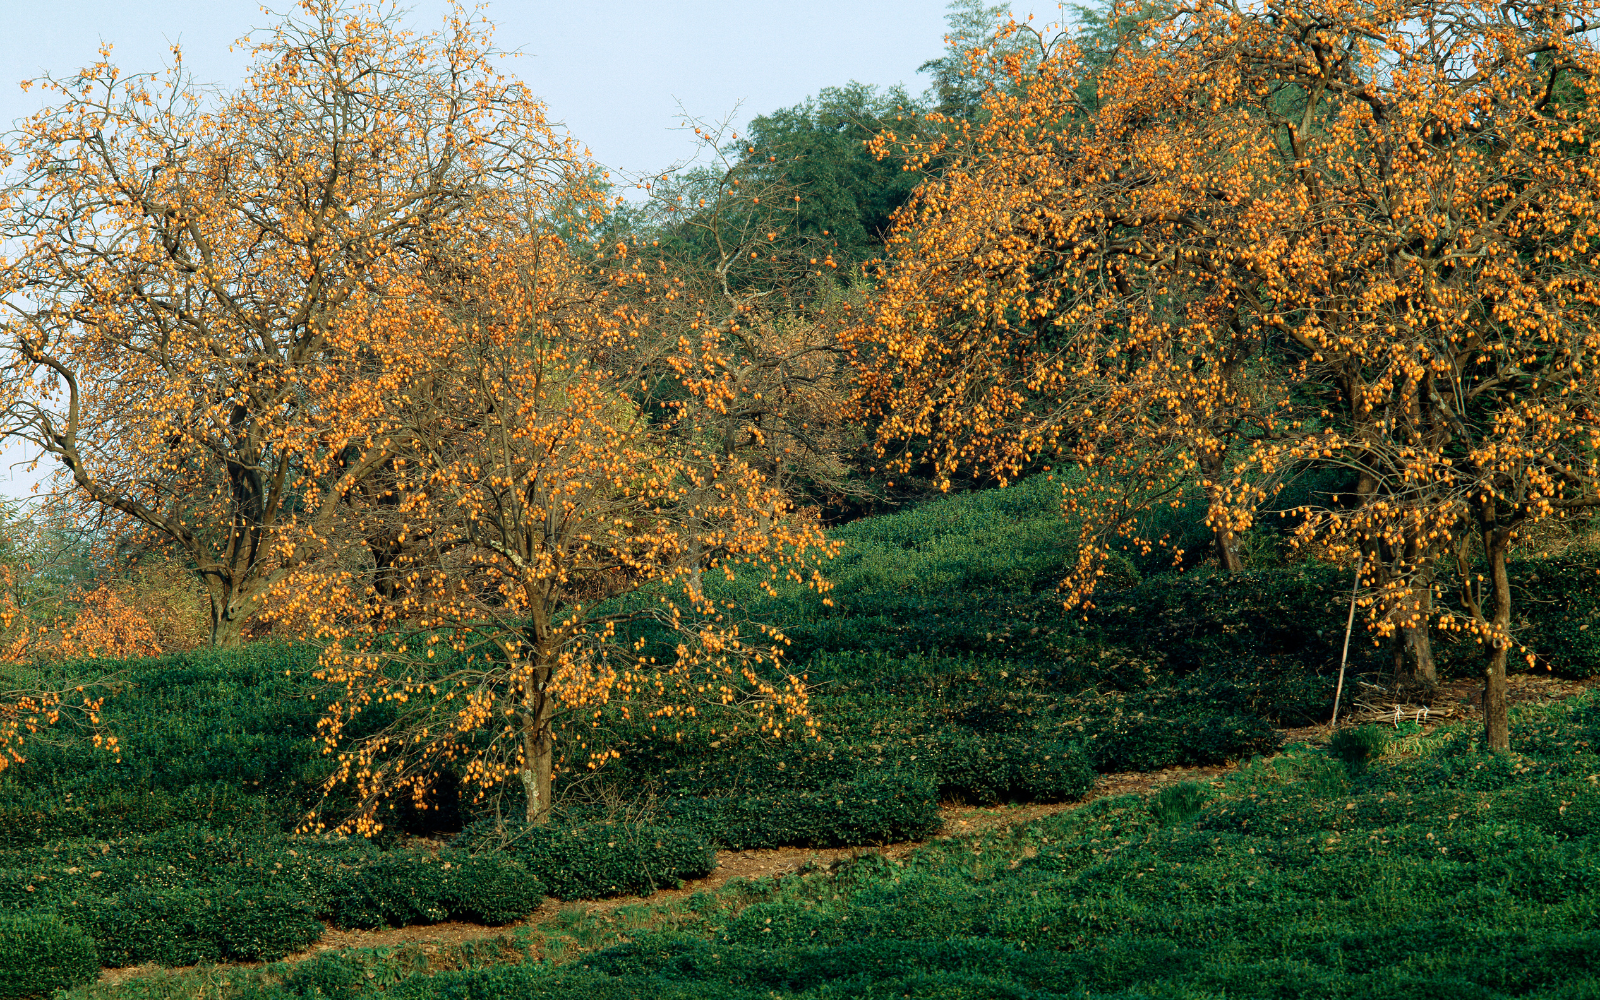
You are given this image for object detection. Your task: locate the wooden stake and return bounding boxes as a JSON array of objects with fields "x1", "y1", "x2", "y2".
[{"x1": 1331, "y1": 555, "x2": 1363, "y2": 730}]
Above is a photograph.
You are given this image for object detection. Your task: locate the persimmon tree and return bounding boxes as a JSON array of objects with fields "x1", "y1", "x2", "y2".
[
  {"x1": 858, "y1": 0, "x2": 1600, "y2": 747},
  {"x1": 853, "y1": 10, "x2": 1292, "y2": 601},
  {"x1": 0, "y1": 0, "x2": 581, "y2": 645},
  {"x1": 278, "y1": 213, "x2": 836, "y2": 832},
  {"x1": 1220, "y1": 0, "x2": 1600, "y2": 742}
]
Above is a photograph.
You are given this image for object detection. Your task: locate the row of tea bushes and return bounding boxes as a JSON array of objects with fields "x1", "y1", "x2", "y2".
[
  {"x1": 0, "y1": 781, "x2": 291, "y2": 850},
  {"x1": 65, "y1": 886, "x2": 323, "y2": 968},
  {"x1": 0, "y1": 827, "x2": 548, "y2": 973},
  {"x1": 661, "y1": 770, "x2": 941, "y2": 850},
  {"x1": 453, "y1": 821, "x2": 716, "y2": 900}
]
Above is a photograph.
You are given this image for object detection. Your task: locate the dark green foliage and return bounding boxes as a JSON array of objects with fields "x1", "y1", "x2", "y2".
[
  {"x1": 0, "y1": 827, "x2": 548, "y2": 966},
  {"x1": 740, "y1": 82, "x2": 930, "y2": 266},
  {"x1": 1082, "y1": 706, "x2": 1282, "y2": 772},
  {"x1": 324, "y1": 850, "x2": 545, "y2": 929},
  {"x1": 930, "y1": 733, "x2": 1095, "y2": 804},
  {"x1": 457, "y1": 822, "x2": 715, "y2": 901},
  {"x1": 1329, "y1": 724, "x2": 1390, "y2": 775},
  {"x1": 394, "y1": 700, "x2": 1600, "y2": 999},
  {"x1": 0, "y1": 781, "x2": 289, "y2": 849},
  {"x1": 1509, "y1": 558, "x2": 1600, "y2": 678},
  {"x1": 662, "y1": 771, "x2": 940, "y2": 849},
  {"x1": 445, "y1": 855, "x2": 549, "y2": 926},
  {"x1": 277, "y1": 954, "x2": 371, "y2": 1000},
  {"x1": 0, "y1": 645, "x2": 461, "y2": 850},
  {"x1": 0, "y1": 912, "x2": 98, "y2": 999},
  {"x1": 1150, "y1": 782, "x2": 1210, "y2": 827},
  {"x1": 69, "y1": 885, "x2": 322, "y2": 966},
  {"x1": 323, "y1": 853, "x2": 450, "y2": 930},
  {"x1": 188, "y1": 698, "x2": 1600, "y2": 999}
]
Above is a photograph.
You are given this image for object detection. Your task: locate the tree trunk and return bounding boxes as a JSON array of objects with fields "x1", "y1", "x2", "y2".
[
  {"x1": 1215, "y1": 524, "x2": 1245, "y2": 573},
  {"x1": 1484, "y1": 640, "x2": 1510, "y2": 750},
  {"x1": 206, "y1": 587, "x2": 247, "y2": 647},
  {"x1": 1402, "y1": 624, "x2": 1438, "y2": 689},
  {"x1": 518, "y1": 662, "x2": 557, "y2": 825},
  {"x1": 518, "y1": 735, "x2": 553, "y2": 826},
  {"x1": 1200, "y1": 452, "x2": 1245, "y2": 573},
  {"x1": 1393, "y1": 578, "x2": 1437, "y2": 692},
  {"x1": 1483, "y1": 529, "x2": 1513, "y2": 751}
]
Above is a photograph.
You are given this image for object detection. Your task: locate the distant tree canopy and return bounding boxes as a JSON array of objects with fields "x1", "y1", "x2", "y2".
[{"x1": 740, "y1": 83, "x2": 930, "y2": 268}]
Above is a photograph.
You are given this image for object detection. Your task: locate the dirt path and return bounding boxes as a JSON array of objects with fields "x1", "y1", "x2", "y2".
[{"x1": 97, "y1": 672, "x2": 1599, "y2": 987}]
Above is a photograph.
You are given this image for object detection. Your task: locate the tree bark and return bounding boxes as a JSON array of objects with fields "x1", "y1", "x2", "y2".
[
  {"x1": 1215, "y1": 524, "x2": 1245, "y2": 573},
  {"x1": 518, "y1": 662, "x2": 557, "y2": 825},
  {"x1": 206, "y1": 586, "x2": 247, "y2": 648},
  {"x1": 1200, "y1": 451, "x2": 1245, "y2": 573},
  {"x1": 518, "y1": 736, "x2": 553, "y2": 826},
  {"x1": 1393, "y1": 577, "x2": 1438, "y2": 691},
  {"x1": 1401, "y1": 623, "x2": 1438, "y2": 689}
]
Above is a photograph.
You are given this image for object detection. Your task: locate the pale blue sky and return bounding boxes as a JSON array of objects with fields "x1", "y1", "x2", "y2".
[{"x1": 1, "y1": 1, "x2": 968, "y2": 180}]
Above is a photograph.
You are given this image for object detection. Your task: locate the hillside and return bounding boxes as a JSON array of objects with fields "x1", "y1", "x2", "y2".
[{"x1": 2, "y1": 481, "x2": 1599, "y2": 998}]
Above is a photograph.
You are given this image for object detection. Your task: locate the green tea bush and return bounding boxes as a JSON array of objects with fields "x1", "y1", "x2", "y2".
[
  {"x1": 1083, "y1": 707, "x2": 1281, "y2": 772},
  {"x1": 1512, "y1": 558, "x2": 1600, "y2": 678},
  {"x1": 206, "y1": 887, "x2": 326, "y2": 961},
  {"x1": 0, "y1": 825, "x2": 377, "y2": 916},
  {"x1": 324, "y1": 850, "x2": 545, "y2": 929},
  {"x1": 1084, "y1": 565, "x2": 1358, "y2": 672},
  {"x1": 1150, "y1": 782, "x2": 1210, "y2": 827},
  {"x1": 931, "y1": 733, "x2": 1094, "y2": 804},
  {"x1": 446, "y1": 854, "x2": 549, "y2": 925},
  {"x1": 0, "y1": 913, "x2": 98, "y2": 999},
  {"x1": 457, "y1": 822, "x2": 715, "y2": 901},
  {"x1": 69, "y1": 884, "x2": 323, "y2": 966},
  {"x1": 276, "y1": 953, "x2": 371, "y2": 999},
  {"x1": 0, "y1": 825, "x2": 547, "y2": 950},
  {"x1": 662, "y1": 770, "x2": 940, "y2": 849},
  {"x1": 0, "y1": 782, "x2": 289, "y2": 849},
  {"x1": 324, "y1": 853, "x2": 453, "y2": 930}
]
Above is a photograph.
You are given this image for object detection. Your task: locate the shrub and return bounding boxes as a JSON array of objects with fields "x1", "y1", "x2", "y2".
[
  {"x1": 325, "y1": 850, "x2": 546, "y2": 929},
  {"x1": 1150, "y1": 782, "x2": 1210, "y2": 827},
  {"x1": 1512, "y1": 558, "x2": 1600, "y2": 678},
  {"x1": 663, "y1": 770, "x2": 942, "y2": 850},
  {"x1": 457, "y1": 822, "x2": 714, "y2": 901},
  {"x1": 445, "y1": 854, "x2": 547, "y2": 925},
  {"x1": 933, "y1": 734, "x2": 1095, "y2": 804},
  {"x1": 278, "y1": 954, "x2": 370, "y2": 999},
  {"x1": 207, "y1": 887, "x2": 325, "y2": 961},
  {"x1": 325, "y1": 852, "x2": 452, "y2": 930},
  {"x1": 69, "y1": 884, "x2": 322, "y2": 967},
  {"x1": 1330, "y1": 725, "x2": 1390, "y2": 775},
  {"x1": 0, "y1": 913, "x2": 98, "y2": 999},
  {"x1": 1085, "y1": 710, "x2": 1281, "y2": 772},
  {"x1": 71, "y1": 889, "x2": 222, "y2": 967},
  {"x1": 0, "y1": 782, "x2": 289, "y2": 849}
]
